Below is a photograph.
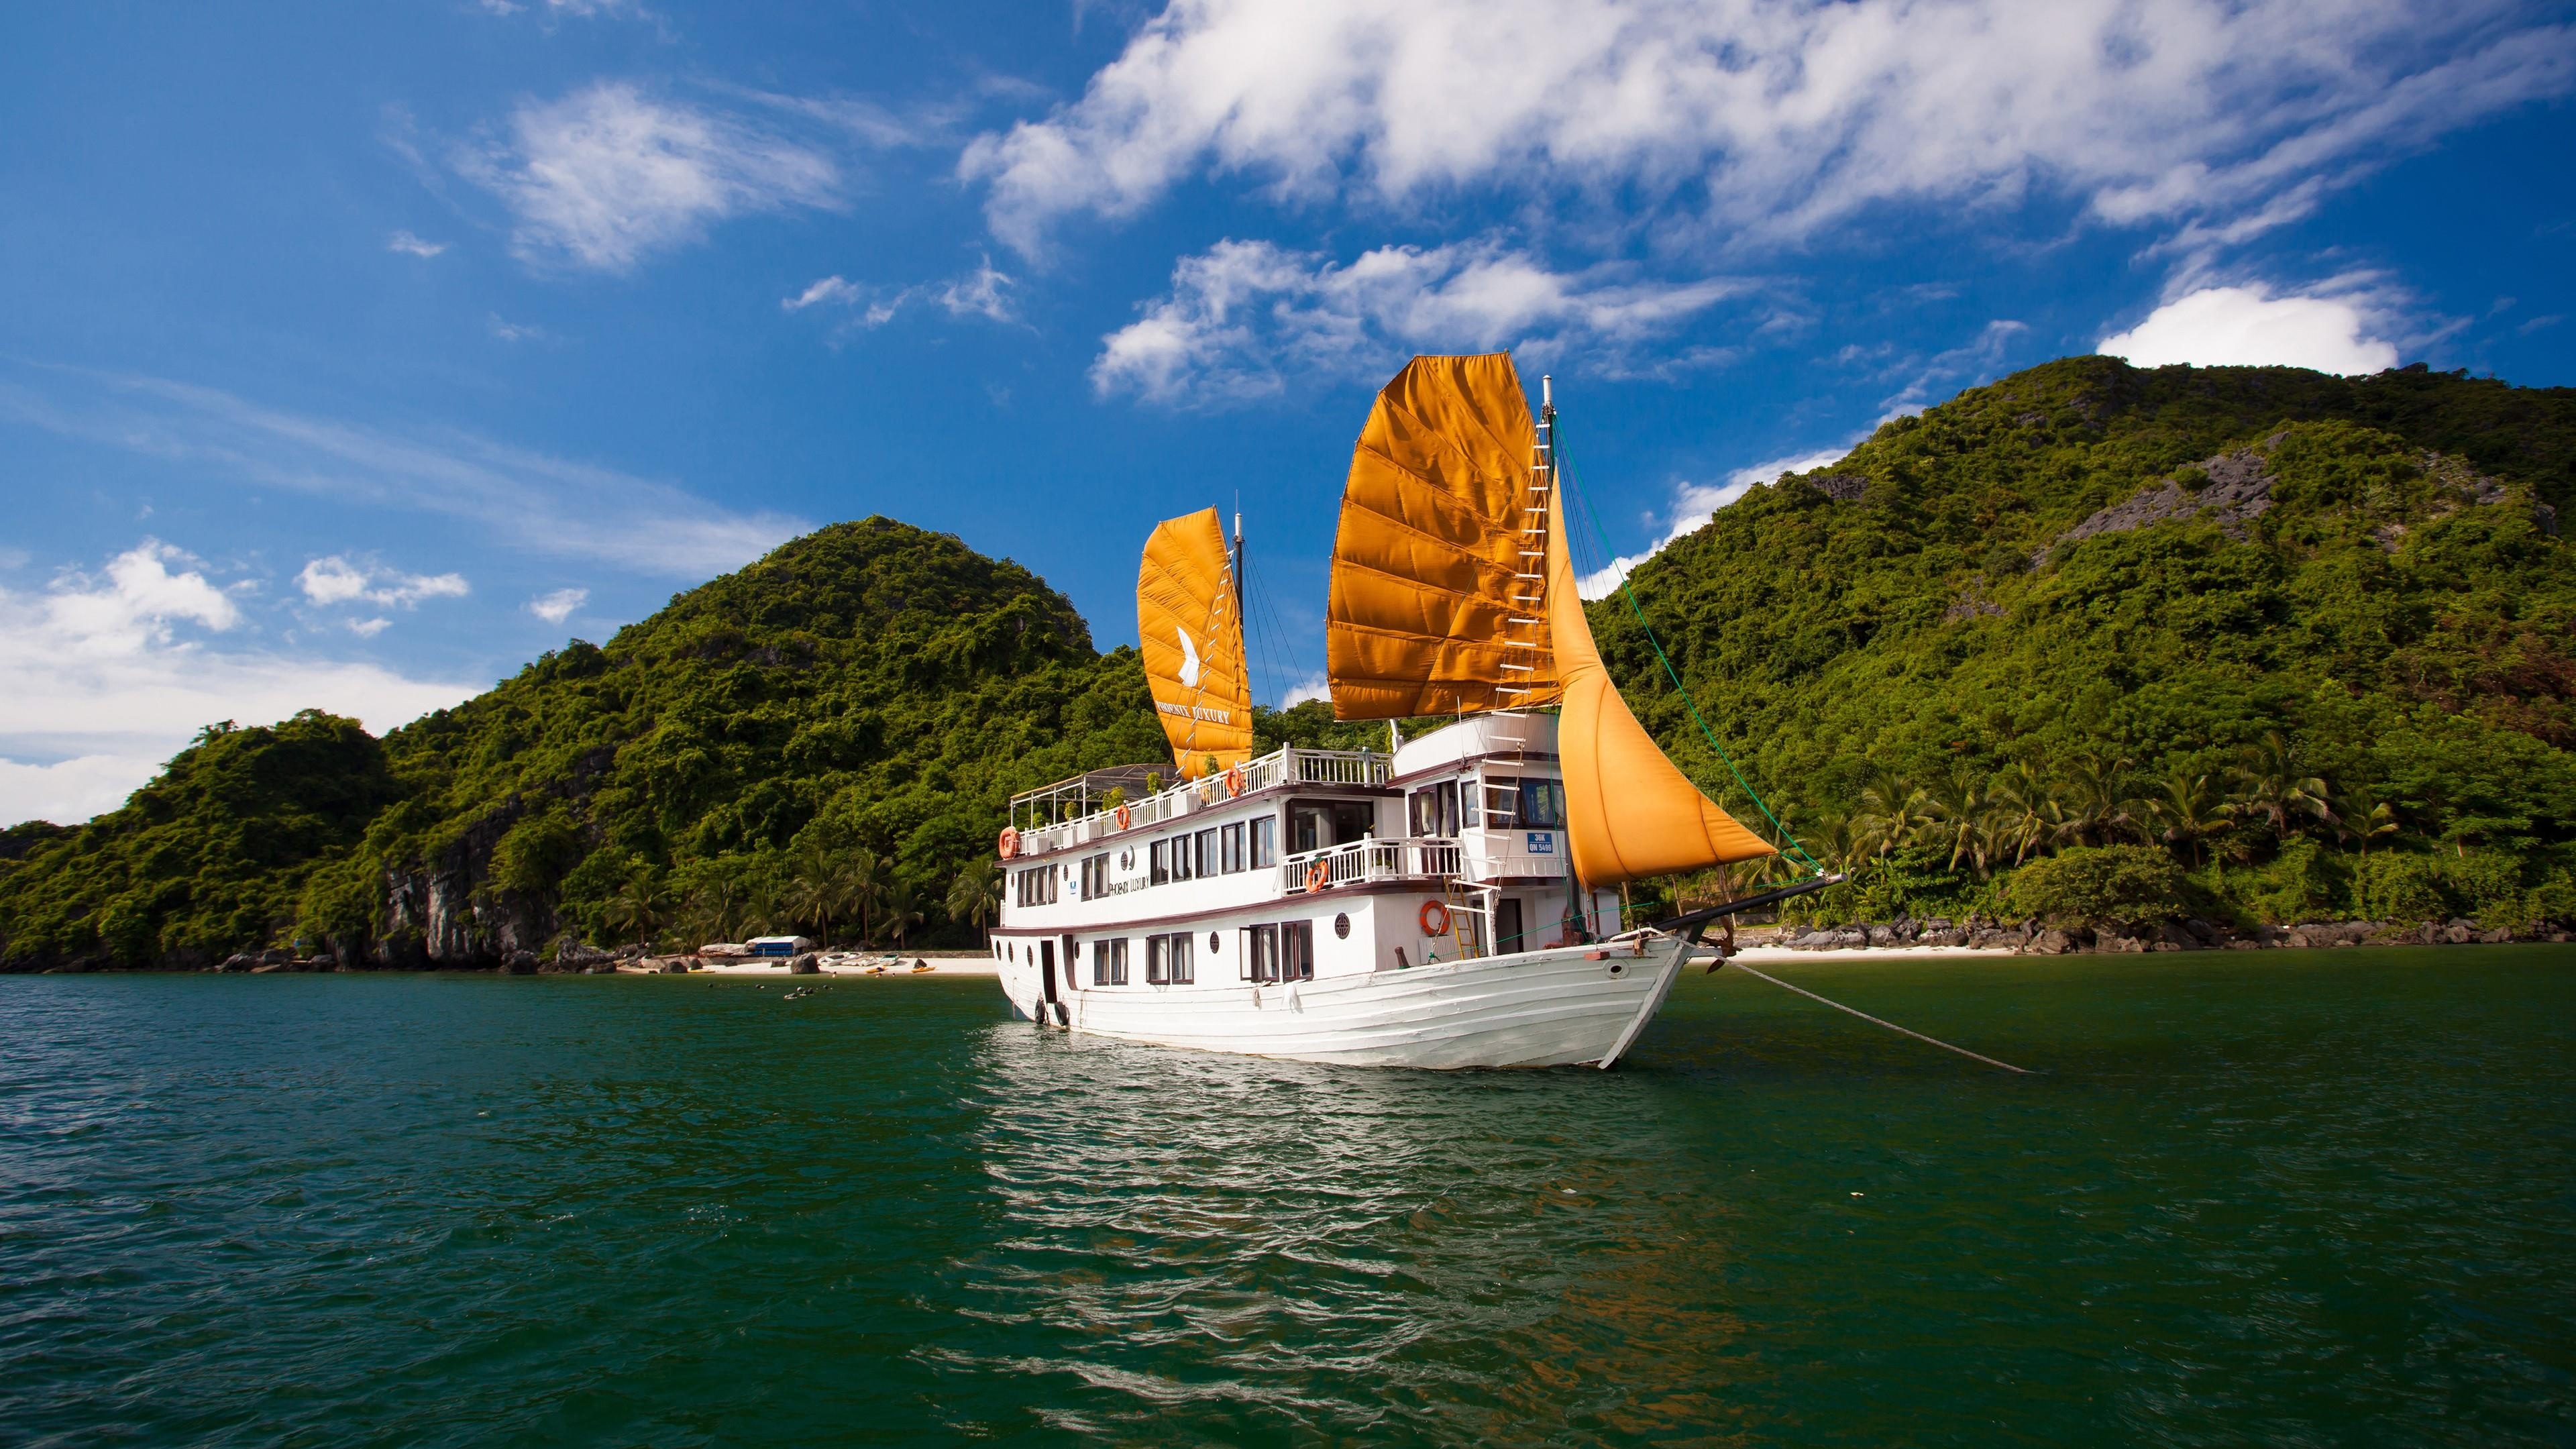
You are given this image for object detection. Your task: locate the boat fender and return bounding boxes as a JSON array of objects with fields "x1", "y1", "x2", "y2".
[
  {"x1": 1305, "y1": 859, "x2": 1330, "y2": 893},
  {"x1": 1115, "y1": 803, "x2": 1134, "y2": 830},
  {"x1": 1224, "y1": 765, "x2": 1246, "y2": 798},
  {"x1": 1419, "y1": 900, "x2": 1451, "y2": 936},
  {"x1": 998, "y1": 826, "x2": 1019, "y2": 860}
]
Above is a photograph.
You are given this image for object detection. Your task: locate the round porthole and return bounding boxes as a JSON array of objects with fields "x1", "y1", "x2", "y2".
[
  {"x1": 1608, "y1": 961, "x2": 1625, "y2": 977},
  {"x1": 1334, "y1": 913, "x2": 1351, "y2": 940},
  {"x1": 1208, "y1": 931, "x2": 1222, "y2": 953}
]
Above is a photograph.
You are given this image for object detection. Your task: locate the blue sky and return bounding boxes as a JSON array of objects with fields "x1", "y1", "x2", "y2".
[{"x1": 3, "y1": 0, "x2": 2572, "y2": 824}]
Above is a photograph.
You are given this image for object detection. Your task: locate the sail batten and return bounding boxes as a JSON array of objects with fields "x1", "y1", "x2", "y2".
[
  {"x1": 1138, "y1": 508, "x2": 1254, "y2": 778},
  {"x1": 1325, "y1": 354, "x2": 1561, "y2": 719}
]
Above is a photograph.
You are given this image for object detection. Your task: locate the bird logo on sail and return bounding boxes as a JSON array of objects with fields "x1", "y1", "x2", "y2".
[{"x1": 1177, "y1": 626, "x2": 1202, "y2": 688}]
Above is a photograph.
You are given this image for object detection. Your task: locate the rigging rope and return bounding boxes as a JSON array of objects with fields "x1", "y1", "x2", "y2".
[
  {"x1": 1553, "y1": 429, "x2": 1827, "y2": 875},
  {"x1": 1724, "y1": 961, "x2": 2035, "y2": 1075}
]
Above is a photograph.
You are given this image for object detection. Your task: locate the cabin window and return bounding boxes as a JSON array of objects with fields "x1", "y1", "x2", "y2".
[
  {"x1": 1195, "y1": 828, "x2": 1221, "y2": 878},
  {"x1": 1222, "y1": 822, "x2": 1246, "y2": 873},
  {"x1": 1408, "y1": 781, "x2": 1460, "y2": 837},
  {"x1": 1291, "y1": 803, "x2": 1329, "y2": 855},
  {"x1": 1483, "y1": 775, "x2": 1519, "y2": 826},
  {"x1": 1460, "y1": 784, "x2": 1479, "y2": 828},
  {"x1": 1283, "y1": 920, "x2": 1315, "y2": 980},
  {"x1": 1244, "y1": 923, "x2": 1277, "y2": 981},
  {"x1": 1079, "y1": 853, "x2": 1109, "y2": 901},
  {"x1": 1013, "y1": 866, "x2": 1058, "y2": 907},
  {"x1": 1146, "y1": 932, "x2": 1195, "y2": 985},
  {"x1": 1149, "y1": 839, "x2": 1169, "y2": 885},
  {"x1": 1091, "y1": 937, "x2": 1128, "y2": 985},
  {"x1": 1151, "y1": 837, "x2": 1195, "y2": 885},
  {"x1": 1518, "y1": 779, "x2": 1567, "y2": 830},
  {"x1": 1250, "y1": 816, "x2": 1277, "y2": 869}
]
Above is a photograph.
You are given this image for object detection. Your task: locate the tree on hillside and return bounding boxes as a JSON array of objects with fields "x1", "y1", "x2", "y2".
[
  {"x1": 945, "y1": 857, "x2": 1002, "y2": 946},
  {"x1": 881, "y1": 882, "x2": 926, "y2": 952}
]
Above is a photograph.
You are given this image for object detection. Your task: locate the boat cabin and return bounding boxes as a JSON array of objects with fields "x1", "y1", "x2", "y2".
[{"x1": 991, "y1": 713, "x2": 1621, "y2": 1008}]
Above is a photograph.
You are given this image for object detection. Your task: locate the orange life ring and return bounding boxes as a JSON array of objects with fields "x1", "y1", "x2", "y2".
[
  {"x1": 1114, "y1": 803, "x2": 1134, "y2": 830},
  {"x1": 1224, "y1": 765, "x2": 1246, "y2": 798},
  {"x1": 1419, "y1": 900, "x2": 1452, "y2": 936},
  {"x1": 1304, "y1": 859, "x2": 1329, "y2": 892},
  {"x1": 997, "y1": 826, "x2": 1019, "y2": 860}
]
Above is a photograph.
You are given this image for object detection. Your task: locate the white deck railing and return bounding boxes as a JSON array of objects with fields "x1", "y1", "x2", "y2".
[
  {"x1": 1282, "y1": 837, "x2": 1461, "y2": 893},
  {"x1": 1012, "y1": 745, "x2": 1390, "y2": 857}
]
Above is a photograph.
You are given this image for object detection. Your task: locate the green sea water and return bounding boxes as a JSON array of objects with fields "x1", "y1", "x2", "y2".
[{"x1": 3, "y1": 949, "x2": 2570, "y2": 1446}]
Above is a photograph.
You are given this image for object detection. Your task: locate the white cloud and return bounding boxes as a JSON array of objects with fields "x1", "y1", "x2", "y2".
[
  {"x1": 1575, "y1": 446, "x2": 1851, "y2": 598},
  {"x1": 784, "y1": 275, "x2": 863, "y2": 311},
  {"x1": 783, "y1": 260, "x2": 1023, "y2": 330},
  {"x1": 0, "y1": 366, "x2": 803, "y2": 578},
  {"x1": 460, "y1": 82, "x2": 843, "y2": 272},
  {"x1": 488, "y1": 313, "x2": 555, "y2": 343},
  {"x1": 2098, "y1": 284, "x2": 2400, "y2": 374},
  {"x1": 936, "y1": 258, "x2": 1018, "y2": 322},
  {"x1": 347, "y1": 617, "x2": 392, "y2": 638},
  {"x1": 965, "y1": 0, "x2": 2576, "y2": 256},
  {"x1": 297, "y1": 556, "x2": 470, "y2": 609},
  {"x1": 529, "y1": 587, "x2": 588, "y2": 623},
  {"x1": 0, "y1": 543, "x2": 481, "y2": 824},
  {"x1": 1093, "y1": 237, "x2": 1737, "y2": 402},
  {"x1": 1281, "y1": 672, "x2": 1330, "y2": 708},
  {"x1": 387, "y1": 230, "x2": 447, "y2": 257}
]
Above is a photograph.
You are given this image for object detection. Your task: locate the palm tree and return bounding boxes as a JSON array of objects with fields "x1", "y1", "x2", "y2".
[
  {"x1": 880, "y1": 881, "x2": 926, "y2": 951},
  {"x1": 2152, "y1": 767, "x2": 2235, "y2": 869},
  {"x1": 678, "y1": 875, "x2": 746, "y2": 945},
  {"x1": 1920, "y1": 767, "x2": 1992, "y2": 873},
  {"x1": 602, "y1": 869, "x2": 667, "y2": 947},
  {"x1": 2231, "y1": 731, "x2": 2330, "y2": 841},
  {"x1": 944, "y1": 857, "x2": 1004, "y2": 946},
  {"x1": 845, "y1": 849, "x2": 888, "y2": 944},
  {"x1": 784, "y1": 849, "x2": 869, "y2": 945},
  {"x1": 2330, "y1": 784, "x2": 2402, "y2": 855},
  {"x1": 2059, "y1": 755, "x2": 2145, "y2": 847},
  {"x1": 1853, "y1": 767, "x2": 1929, "y2": 859}
]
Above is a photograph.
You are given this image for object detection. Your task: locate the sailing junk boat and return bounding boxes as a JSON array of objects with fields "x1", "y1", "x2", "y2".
[{"x1": 990, "y1": 354, "x2": 1819, "y2": 1068}]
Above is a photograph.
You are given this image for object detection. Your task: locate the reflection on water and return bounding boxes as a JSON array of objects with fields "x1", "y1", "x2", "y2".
[{"x1": 942, "y1": 1027, "x2": 1752, "y2": 1442}]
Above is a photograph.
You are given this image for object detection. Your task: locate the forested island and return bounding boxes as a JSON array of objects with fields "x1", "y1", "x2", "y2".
[{"x1": 3, "y1": 355, "x2": 2571, "y2": 971}]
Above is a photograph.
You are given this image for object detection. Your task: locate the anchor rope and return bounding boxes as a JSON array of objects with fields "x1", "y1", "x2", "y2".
[
  {"x1": 1551, "y1": 428, "x2": 1826, "y2": 875},
  {"x1": 1725, "y1": 961, "x2": 2035, "y2": 1075}
]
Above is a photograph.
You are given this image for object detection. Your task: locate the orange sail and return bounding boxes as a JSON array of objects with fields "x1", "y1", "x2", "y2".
[
  {"x1": 1138, "y1": 507, "x2": 1254, "y2": 778},
  {"x1": 1326, "y1": 354, "x2": 1561, "y2": 719},
  {"x1": 1542, "y1": 480, "x2": 1776, "y2": 886}
]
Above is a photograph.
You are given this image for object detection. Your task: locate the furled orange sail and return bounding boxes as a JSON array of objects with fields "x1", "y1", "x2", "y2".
[
  {"x1": 1326, "y1": 354, "x2": 1561, "y2": 719},
  {"x1": 1543, "y1": 481, "x2": 1776, "y2": 886},
  {"x1": 1138, "y1": 507, "x2": 1254, "y2": 779}
]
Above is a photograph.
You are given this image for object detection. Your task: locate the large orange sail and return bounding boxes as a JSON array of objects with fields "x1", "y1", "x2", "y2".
[
  {"x1": 1326, "y1": 354, "x2": 1561, "y2": 719},
  {"x1": 1138, "y1": 507, "x2": 1254, "y2": 779},
  {"x1": 1543, "y1": 480, "x2": 1776, "y2": 886}
]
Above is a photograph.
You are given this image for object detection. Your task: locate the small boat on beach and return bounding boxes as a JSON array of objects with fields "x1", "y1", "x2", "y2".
[{"x1": 991, "y1": 354, "x2": 1832, "y2": 1068}]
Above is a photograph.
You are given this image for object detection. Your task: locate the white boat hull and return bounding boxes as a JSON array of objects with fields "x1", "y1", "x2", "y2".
[{"x1": 996, "y1": 934, "x2": 1688, "y2": 1069}]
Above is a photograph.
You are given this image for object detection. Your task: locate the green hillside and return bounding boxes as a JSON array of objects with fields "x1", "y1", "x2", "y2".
[
  {"x1": 1589, "y1": 358, "x2": 2576, "y2": 930},
  {"x1": 4, "y1": 359, "x2": 2573, "y2": 969},
  {"x1": 3, "y1": 519, "x2": 1167, "y2": 969}
]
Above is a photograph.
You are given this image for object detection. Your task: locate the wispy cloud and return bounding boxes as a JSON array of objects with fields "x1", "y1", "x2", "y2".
[
  {"x1": 0, "y1": 542, "x2": 480, "y2": 824},
  {"x1": 528, "y1": 586, "x2": 588, "y2": 623},
  {"x1": 781, "y1": 258, "x2": 1024, "y2": 333},
  {"x1": 458, "y1": 82, "x2": 845, "y2": 272},
  {"x1": 297, "y1": 556, "x2": 470, "y2": 609},
  {"x1": 487, "y1": 313, "x2": 557, "y2": 343},
  {"x1": 1280, "y1": 672, "x2": 1330, "y2": 709},
  {"x1": 1094, "y1": 237, "x2": 1739, "y2": 403},
  {"x1": 1575, "y1": 445, "x2": 1854, "y2": 599},
  {"x1": 966, "y1": 1, "x2": 2576, "y2": 260},
  {"x1": 0, "y1": 364, "x2": 805, "y2": 577},
  {"x1": 387, "y1": 229, "x2": 447, "y2": 257}
]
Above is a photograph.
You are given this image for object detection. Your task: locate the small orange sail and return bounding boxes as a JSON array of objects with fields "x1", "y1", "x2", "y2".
[
  {"x1": 1543, "y1": 481, "x2": 1776, "y2": 885},
  {"x1": 1138, "y1": 507, "x2": 1254, "y2": 778},
  {"x1": 1326, "y1": 354, "x2": 1560, "y2": 719}
]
